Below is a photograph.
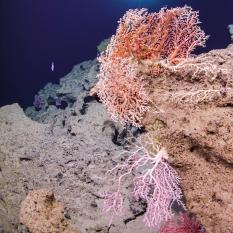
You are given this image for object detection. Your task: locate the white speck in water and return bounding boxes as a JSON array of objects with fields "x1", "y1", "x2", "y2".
[{"x1": 51, "y1": 62, "x2": 54, "y2": 71}]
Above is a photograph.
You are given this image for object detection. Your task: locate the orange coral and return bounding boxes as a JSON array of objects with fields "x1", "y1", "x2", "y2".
[
  {"x1": 107, "y1": 6, "x2": 208, "y2": 64},
  {"x1": 94, "y1": 6, "x2": 208, "y2": 127}
]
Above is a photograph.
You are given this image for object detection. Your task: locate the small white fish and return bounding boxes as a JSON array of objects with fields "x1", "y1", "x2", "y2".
[{"x1": 51, "y1": 62, "x2": 54, "y2": 71}]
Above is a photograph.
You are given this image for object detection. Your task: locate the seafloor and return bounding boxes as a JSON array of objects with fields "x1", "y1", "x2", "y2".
[{"x1": 0, "y1": 44, "x2": 233, "y2": 233}]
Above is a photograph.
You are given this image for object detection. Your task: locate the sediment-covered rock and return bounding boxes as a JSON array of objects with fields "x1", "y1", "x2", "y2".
[
  {"x1": 19, "y1": 189, "x2": 80, "y2": 233},
  {"x1": 144, "y1": 44, "x2": 233, "y2": 233}
]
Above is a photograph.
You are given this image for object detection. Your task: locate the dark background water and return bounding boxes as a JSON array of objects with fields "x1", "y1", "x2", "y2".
[{"x1": 1, "y1": 0, "x2": 233, "y2": 108}]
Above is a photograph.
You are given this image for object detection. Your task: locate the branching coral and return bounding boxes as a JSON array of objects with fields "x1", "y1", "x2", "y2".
[
  {"x1": 107, "y1": 6, "x2": 208, "y2": 63},
  {"x1": 101, "y1": 135, "x2": 184, "y2": 228},
  {"x1": 93, "y1": 6, "x2": 208, "y2": 127},
  {"x1": 95, "y1": 57, "x2": 150, "y2": 127},
  {"x1": 96, "y1": 6, "x2": 211, "y2": 230}
]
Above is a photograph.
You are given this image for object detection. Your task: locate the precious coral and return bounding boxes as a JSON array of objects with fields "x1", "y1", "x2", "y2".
[
  {"x1": 158, "y1": 212, "x2": 207, "y2": 233},
  {"x1": 96, "y1": 57, "x2": 150, "y2": 127},
  {"x1": 106, "y1": 6, "x2": 208, "y2": 63},
  {"x1": 102, "y1": 135, "x2": 184, "y2": 228},
  {"x1": 93, "y1": 6, "x2": 208, "y2": 127}
]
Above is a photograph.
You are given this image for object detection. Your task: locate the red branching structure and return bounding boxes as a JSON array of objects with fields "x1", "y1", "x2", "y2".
[
  {"x1": 93, "y1": 6, "x2": 208, "y2": 127},
  {"x1": 108, "y1": 6, "x2": 208, "y2": 63},
  {"x1": 158, "y1": 212, "x2": 208, "y2": 233}
]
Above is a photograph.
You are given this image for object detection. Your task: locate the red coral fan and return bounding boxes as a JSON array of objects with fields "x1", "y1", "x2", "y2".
[
  {"x1": 96, "y1": 57, "x2": 150, "y2": 127},
  {"x1": 158, "y1": 213, "x2": 207, "y2": 233},
  {"x1": 108, "y1": 6, "x2": 208, "y2": 63},
  {"x1": 94, "y1": 6, "x2": 208, "y2": 127}
]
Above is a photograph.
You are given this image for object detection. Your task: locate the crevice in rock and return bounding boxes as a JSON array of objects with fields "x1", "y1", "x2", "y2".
[
  {"x1": 79, "y1": 103, "x2": 88, "y2": 115},
  {"x1": 19, "y1": 157, "x2": 33, "y2": 161},
  {"x1": 123, "y1": 209, "x2": 146, "y2": 225}
]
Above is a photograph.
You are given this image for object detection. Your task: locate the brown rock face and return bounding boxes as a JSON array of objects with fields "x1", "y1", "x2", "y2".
[
  {"x1": 19, "y1": 189, "x2": 80, "y2": 233},
  {"x1": 144, "y1": 45, "x2": 233, "y2": 233}
]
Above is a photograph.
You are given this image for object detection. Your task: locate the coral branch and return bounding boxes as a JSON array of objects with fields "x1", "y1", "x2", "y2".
[
  {"x1": 93, "y1": 6, "x2": 208, "y2": 126},
  {"x1": 102, "y1": 136, "x2": 184, "y2": 228},
  {"x1": 101, "y1": 191, "x2": 124, "y2": 225},
  {"x1": 95, "y1": 57, "x2": 150, "y2": 127}
]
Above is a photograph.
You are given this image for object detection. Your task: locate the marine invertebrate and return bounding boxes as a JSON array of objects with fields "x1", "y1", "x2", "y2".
[
  {"x1": 95, "y1": 57, "x2": 150, "y2": 127},
  {"x1": 93, "y1": 6, "x2": 208, "y2": 127},
  {"x1": 102, "y1": 136, "x2": 184, "y2": 228},
  {"x1": 101, "y1": 190, "x2": 124, "y2": 225},
  {"x1": 107, "y1": 6, "x2": 208, "y2": 63},
  {"x1": 158, "y1": 212, "x2": 207, "y2": 233},
  {"x1": 169, "y1": 89, "x2": 222, "y2": 104}
]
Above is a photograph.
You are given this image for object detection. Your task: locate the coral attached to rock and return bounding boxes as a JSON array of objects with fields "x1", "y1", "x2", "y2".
[
  {"x1": 143, "y1": 45, "x2": 233, "y2": 233},
  {"x1": 1, "y1": 7, "x2": 233, "y2": 233},
  {"x1": 93, "y1": 6, "x2": 208, "y2": 127}
]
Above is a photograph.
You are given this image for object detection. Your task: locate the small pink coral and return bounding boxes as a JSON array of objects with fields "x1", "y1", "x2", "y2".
[
  {"x1": 102, "y1": 136, "x2": 184, "y2": 228},
  {"x1": 101, "y1": 191, "x2": 124, "y2": 225}
]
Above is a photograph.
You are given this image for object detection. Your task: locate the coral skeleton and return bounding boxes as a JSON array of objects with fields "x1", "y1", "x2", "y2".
[{"x1": 169, "y1": 89, "x2": 222, "y2": 104}]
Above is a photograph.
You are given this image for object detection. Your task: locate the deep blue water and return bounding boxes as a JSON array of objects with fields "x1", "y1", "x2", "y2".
[{"x1": 0, "y1": 0, "x2": 233, "y2": 108}]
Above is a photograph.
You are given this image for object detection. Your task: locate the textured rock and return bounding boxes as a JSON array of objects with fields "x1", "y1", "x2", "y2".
[
  {"x1": 228, "y1": 25, "x2": 233, "y2": 41},
  {"x1": 97, "y1": 38, "x2": 111, "y2": 54},
  {"x1": 144, "y1": 45, "x2": 233, "y2": 233},
  {"x1": 0, "y1": 80, "x2": 149, "y2": 232},
  {"x1": 25, "y1": 59, "x2": 99, "y2": 123},
  {"x1": 19, "y1": 189, "x2": 80, "y2": 233},
  {"x1": 0, "y1": 104, "x2": 47, "y2": 233},
  {"x1": 1, "y1": 44, "x2": 233, "y2": 233}
]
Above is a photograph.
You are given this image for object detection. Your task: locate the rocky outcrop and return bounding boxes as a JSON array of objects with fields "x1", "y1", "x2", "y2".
[
  {"x1": 144, "y1": 44, "x2": 233, "y2": 233},
  {"x1": 0, "y1": 91, "x2": 148, "y2": 232},
  {"x1": 1, "y1": 44, "x2": 233, "y2": 233},
  {"x1": 25, "y1": 59, "x2": 99, "y2": 123}
]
